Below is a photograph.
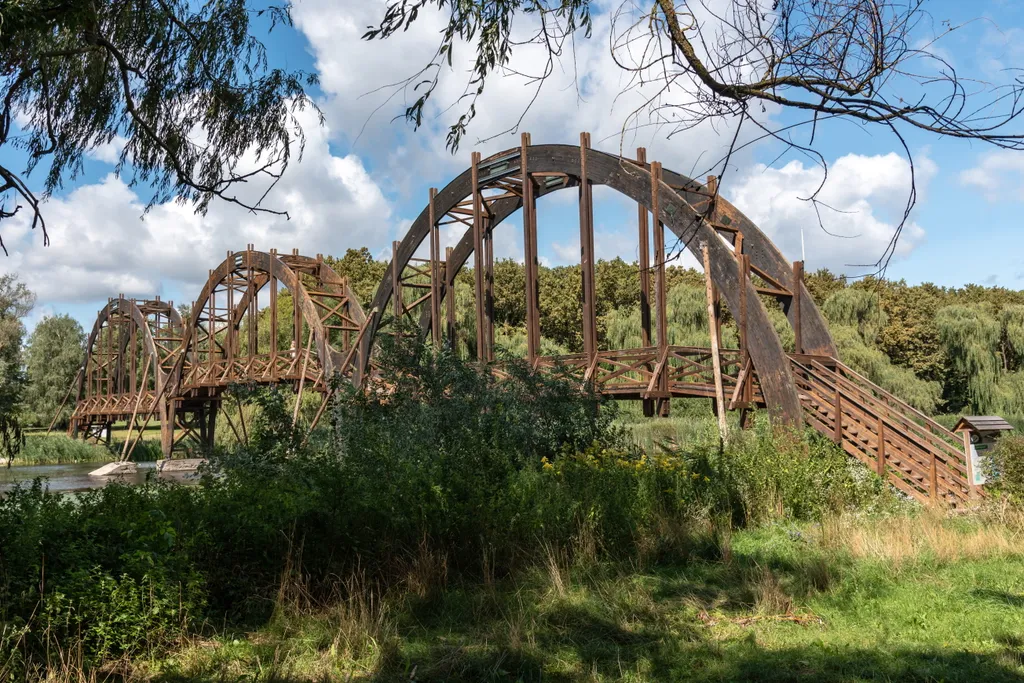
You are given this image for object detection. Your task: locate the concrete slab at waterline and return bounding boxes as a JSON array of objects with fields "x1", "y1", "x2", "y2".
[
  {"x1": 156, "y1": 458, "x2": 207, "y2": 472},
  {"x1": 90, "y1": 461, "x2": 138, "y2": 476}
]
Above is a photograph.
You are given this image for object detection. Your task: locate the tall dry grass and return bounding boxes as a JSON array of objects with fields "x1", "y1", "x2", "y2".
[{"x1": 816, "y1": 510, "x2": 1024, "y2": 564}]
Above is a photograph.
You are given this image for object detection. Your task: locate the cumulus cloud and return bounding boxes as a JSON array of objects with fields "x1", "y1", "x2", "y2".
[
  {"x1": 0, "y1": 111, "x2": 395, "y2": 306},
  {"x1": 727, "y1": 152, "x2": 936, "y2": 273},
  {"x1": 292, "y1": 0, "x2": 769, "y2": 191},
  {"x1": 960, "y1": 150, "x2": 1024, "y2": 201}
]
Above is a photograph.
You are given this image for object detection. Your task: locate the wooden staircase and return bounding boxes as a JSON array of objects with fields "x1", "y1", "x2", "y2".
[{"x1": 789, "y1": 356, "x2": 974, "y2": 505}]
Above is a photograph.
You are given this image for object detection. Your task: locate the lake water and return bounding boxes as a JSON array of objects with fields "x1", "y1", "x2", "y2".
[{"x1": 0, "y1": 461, "x2": 201, "y2": 494}]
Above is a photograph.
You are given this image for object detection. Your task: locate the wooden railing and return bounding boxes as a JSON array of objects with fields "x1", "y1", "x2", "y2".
[{"x1": 791, "y1": 357, "x2": 971, "y2": 505}]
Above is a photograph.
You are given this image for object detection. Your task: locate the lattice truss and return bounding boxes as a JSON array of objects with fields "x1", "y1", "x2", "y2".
[
  {"x1": 72, "y1": 297, "x2": 182, "y2": 425},
  {"x1": 178, "y1": 247, "x2": 366, "y2": 394}
]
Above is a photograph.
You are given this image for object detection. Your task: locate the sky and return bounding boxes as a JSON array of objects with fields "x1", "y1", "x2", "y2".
[{"x1": 3, "y1": 0, "x2": 1024, "y2": 333}]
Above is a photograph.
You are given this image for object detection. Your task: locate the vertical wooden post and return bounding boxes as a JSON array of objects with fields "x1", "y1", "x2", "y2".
[
  {"x1": 105, "y1": 302, "x2": 112, "y2": 398},
  {"x1": 638, "y1": 148, "x2": 652, "y2": 348},
  {"x1": 248, "y1": 247, "x2": 257, "y2": 358},
  {"x1": 579, "y1": 132, "x2": 598, "y2": 363},
  {"x1": 472, "y1": 151, "x2": 486, "y2": 361},
  {"x1": 962, "y1": 429, "x2": 977, "y2": 499},
  {"x1": 705, "y1": 175, "x2": 723, "y2": 349},
  {"x1": 704, "y1": 245, "x2": 728, "y2": 440},
  {"x1": 429, "y1": 188, "x2": 442, "y2": 346},
  {"x1": 269, "y1": 250, "x2": 278, "y2": 381},
  {"x1": 793, "y1": 260, "x2": 804, "y2": 355},
  {"x1": 391, "y1": 240, "x2": 402, "y2": 326},
  {"x1": 226, "y1": 251, "x2": 235, "y2": 371},
  {"x1": 833, "y1": 387, "x2": 843, "y2": 443},
  {"x1": 876, "y1": 416, "x2": 887, "y2": 478},
  {"x1": 484, "y1": 199, "x2": 495, "y2": 362},
  {"x1": 129, "y1": 323, "x2": 137, "y2": 397},
  {"x1": 522, "y1": 133, "x2": 541, "y2": 365},
  {"x1": 445, "y1": 246, "x2": 457, "y2": 351},
  {"x1": 930, "y1": 450, "x2": 938, "y2": 502},
  {"x1": 651, "y1": 161, "x2": 669, "y2": 416},
  {"x1": 293, "y1": 249, "x2": 302, "y2": 361},
  {"x1": 207, "y1": 276, "x2": 215, "y2": 374},
  {"x1": 637, "y1": 148, "x2": 654, "y2": 417}
]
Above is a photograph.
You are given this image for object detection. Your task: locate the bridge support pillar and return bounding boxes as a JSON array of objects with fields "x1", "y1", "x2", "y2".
[{"x1": 160, "y1": 400, "x2": 177, "y2": 458}]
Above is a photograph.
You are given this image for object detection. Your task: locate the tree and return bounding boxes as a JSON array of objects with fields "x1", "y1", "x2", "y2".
[
  {"x1": 326, "y1": 248, "x2": 388, "y2": 308},
  {"x1": 0, "y1": 1, "x2": 320, "y2": 252},
  {"x1": 365, "y1": 0, "x2": 1024, "y2": 271},
  {"x1": 23, "y1": 314, "x2": 85, "y2": 428},
  {"x1": 0, "y1": 275, "x2": 34, "y2": 463}
]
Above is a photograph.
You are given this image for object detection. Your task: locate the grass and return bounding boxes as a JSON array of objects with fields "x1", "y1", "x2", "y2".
[
  {"x1": 9, "y1": 433, "x2": 164, "y2": 466},
  {"x1": 139, "y1": 512, "x2": 1024, "y2": 682}
]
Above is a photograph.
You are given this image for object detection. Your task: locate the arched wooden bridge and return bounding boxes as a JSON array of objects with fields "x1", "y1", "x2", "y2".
[{"x1": 69, "y1": 135, "x2": 978, "y2": 505}]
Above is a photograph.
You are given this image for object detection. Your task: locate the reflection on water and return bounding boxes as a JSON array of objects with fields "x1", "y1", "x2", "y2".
[{"x1": 1, "y1": 461, "x2": 201, "y2": 494}]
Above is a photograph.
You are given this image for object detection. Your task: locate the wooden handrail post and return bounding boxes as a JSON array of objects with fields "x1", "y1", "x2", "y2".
[
  {"x1": 471, "y1": 151, "x2": 486, "y2": 361},
  {"x1": 428, "y1": 187, "x2": 442, "y2": 346},
  {"x1": 579, "y1": 132, "x2": 598, "y2": 364},
  {"x1": 833, "y1": 387, "x2": 843, "y2": 444},
  {"x1": 522, "y1": 133, "x2": 541, "y2": 365},
  {"x1": 876, "y1": 416, "x2": 886, "y2": 478},
  {"x1": 651, "y1": 161, "x2": 669, "y2": 416},
  {"x1": 391, "y1": 240, "x2": 402, "y2": 325},
  {"x1": 445, "y1": 246, "x2": 457, "y2": 351},
  {"x1": 637, "y1": 147, "x2": 654, "y2": 417},
  {"x1": 961, "y1": 429, "x2": 977, "y2": 499}
]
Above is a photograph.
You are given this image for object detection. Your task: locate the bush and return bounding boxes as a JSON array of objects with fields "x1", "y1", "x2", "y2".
[
  {"x1": 0, "y1": 340, "x2": 892, "y2": 675},
  {"x1": 983, "y1": 433, "x2": 1024, "y2": 502}
]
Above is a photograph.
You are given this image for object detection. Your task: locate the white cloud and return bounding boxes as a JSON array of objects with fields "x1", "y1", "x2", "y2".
[
  {"x1": 0, "y1": 111, "x2": 395, "y2": 308},
  {"x1": 960, "y1": 150, "x2": 1024, "y2": 201},
  {"x1": 87, "y1": 135, "x2": 127, "y2": 164},
  {"x1": 292, "y1": 0, "x2": 767, "y2": 191},
  {"x1": 727, "y1": 152, "x2": 936, "y2": 273}
]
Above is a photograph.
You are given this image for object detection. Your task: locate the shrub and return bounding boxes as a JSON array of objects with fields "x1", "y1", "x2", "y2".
[
  {"x1": 983, "y1": 432, "x2": 1024, "y2": 502},
  {"x1": 0, "y1": 341, "x2": 892, "y2": 674}
]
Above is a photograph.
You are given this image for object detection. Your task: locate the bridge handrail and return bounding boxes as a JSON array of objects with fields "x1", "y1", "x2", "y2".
[
  {"x1": 792, "y1": 358, "x2": 970, "y2": 483},
  {"x1": 804, "y1": 359, "x2": 969, "y2": 475},
  {"x1": 832, "y1": 359, "x2": 963, "y2": 446},
  {"x1": 792, "y1": 362, "x2": 969, "y2": 502}
]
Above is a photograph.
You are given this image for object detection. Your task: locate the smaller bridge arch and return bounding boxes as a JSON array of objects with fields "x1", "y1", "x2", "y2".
[
  {"x1": 162, "y1": 247, "x2": 366, "y2": 454},
  {"x1": 70, "y1": 297, "x2": 183, "y2": 447},
  {"x1": 70, "y1": 248, "x2": 367, "y2": 458}
]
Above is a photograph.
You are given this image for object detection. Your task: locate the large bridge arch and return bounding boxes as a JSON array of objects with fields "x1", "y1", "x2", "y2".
[{"x1": 362, "y1": 140, "x2": 837, "y2": 425}]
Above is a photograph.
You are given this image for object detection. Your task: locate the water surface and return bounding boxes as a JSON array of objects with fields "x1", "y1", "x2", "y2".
[{"x1": 1, "y1": 461, "x2": 200, "y2": 494}]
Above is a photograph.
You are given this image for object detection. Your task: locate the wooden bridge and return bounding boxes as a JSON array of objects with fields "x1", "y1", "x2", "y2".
[{"x1": 68, "y1": 135, "x2": 978, "y2": 506}]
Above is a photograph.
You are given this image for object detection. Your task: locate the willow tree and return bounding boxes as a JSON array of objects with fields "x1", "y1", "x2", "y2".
[
  {"x1": 823, "y1": 288, "x2": 940, "y2": 413},
  {"x1": 937, "y1": 304, "x2": 1024, "y2": 415},
  {"x1": 0, "y1": 1, "x2": 319, "y2": 252},
  {"x1": 365, "y1": 0, "x2": 1024, "y2": 272}
]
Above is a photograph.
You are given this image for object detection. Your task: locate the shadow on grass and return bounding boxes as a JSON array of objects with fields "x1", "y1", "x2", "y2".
[{"x1": 974, "y1": 588, "x2": 1024, "y2": 608}]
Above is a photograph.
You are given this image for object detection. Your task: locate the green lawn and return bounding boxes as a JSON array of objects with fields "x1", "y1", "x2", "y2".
[{"x1": 148, "y1": 516, "x2": 1024, "y2": 682}]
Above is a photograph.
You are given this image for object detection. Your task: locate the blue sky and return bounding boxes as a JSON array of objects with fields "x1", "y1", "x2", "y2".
[{"x1": 3, "y1": 0, "x2": 1024, "y2": 333}]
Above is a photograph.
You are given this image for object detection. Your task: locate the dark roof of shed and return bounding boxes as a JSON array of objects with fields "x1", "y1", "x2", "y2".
[{"x1": 953, "y1": 416, "x2": 1015, "y2": 432}]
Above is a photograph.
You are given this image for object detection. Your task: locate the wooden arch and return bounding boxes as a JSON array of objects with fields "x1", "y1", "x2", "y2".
[
  {"x1": 70, "y1": 297, "x2": 183, "y2": 438},
  {"x1": 168, "y1": 248, "x2": 366, "y2": 396},
  {"x1": 363, "y1": 139, "x2": 838, "y2": 425}
]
